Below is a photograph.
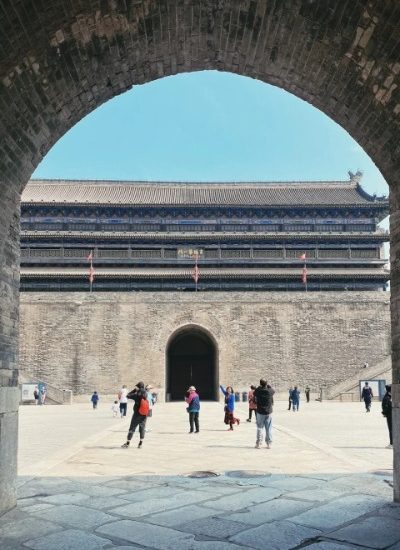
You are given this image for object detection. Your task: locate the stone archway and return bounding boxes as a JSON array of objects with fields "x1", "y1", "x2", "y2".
[
  {"x1": 1, "y1": 1, "x2": 400, "y2": 512},
  {"x1": 166, "y1": 326, "x2": 219, "y2": 402}
]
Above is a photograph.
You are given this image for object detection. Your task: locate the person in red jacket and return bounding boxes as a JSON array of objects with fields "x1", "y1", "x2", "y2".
[{"x1": 246, "y1": 385, "x2": 257, "y2": 422}]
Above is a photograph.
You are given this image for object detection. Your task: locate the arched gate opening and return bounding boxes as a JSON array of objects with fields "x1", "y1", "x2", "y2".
[{"x1": 166, "y1": 327, "x2": 218, "y2": 402}]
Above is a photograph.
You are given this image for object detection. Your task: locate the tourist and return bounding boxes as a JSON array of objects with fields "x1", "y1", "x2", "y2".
[
  {"x1": 121, "y1": 382, "x2": 149, "y2": 449},
  {"x1": 220, "y1": 385, "x2": 240, "y2": 430},
  {"x1": 381, "y1": 385, "x2": 392, "y2": 448},
  {"x1": 40, "y1": 386, "x2": 46, "y2": 405},
  {"x1": 361, "y1": 382, "x2": 373, "y2": 412},
  {"x1": 112, "y1": 400, "x2": 119, "y2": 417},
  {"x1": 145, "y1": 384, "x2": 155, "y2": 432},
  {"x1": 185, "y1": 385, "x2": 200, "y2": 433},
  {"x1": 254, "y1": 378, "x2": 275, "y2": 449},
  {"x1": 305, "y1": 386, "x2": 311, "y2": 403},
  {"x1": 246, "y1": 385, "x2": 257, "y2": 422},
  {"x1": 291, "y1": 387, "x2": 300, "y2": 411},
  {"x1": 91, "y1": 391, "x2": 99, "y2": 409},
  {"x1": 33, "y1": 386, "x2": 39, "y2": 405},
  {"x1": 288, "y1": 387, "x2": 293, "y2": 410},
  {"x1": 118, "y1": 384, "x2": 128, "y2": 417}
]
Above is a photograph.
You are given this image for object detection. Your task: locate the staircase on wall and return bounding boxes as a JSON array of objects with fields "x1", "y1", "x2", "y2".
[
  {"x1": 19, "y1": 374, "x2": 73, "y2": 404},
  {"x1": 325, "y1": 357, "x2": 392, "y2": 401}
]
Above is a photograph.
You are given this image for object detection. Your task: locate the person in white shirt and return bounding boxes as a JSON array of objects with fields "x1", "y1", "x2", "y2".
[
  {"x1": 118, "y1": 385, "x2": 128, "y2": 417},
  {"x1": 111, "y1": 400, "x2": 119, "y2": 417}
]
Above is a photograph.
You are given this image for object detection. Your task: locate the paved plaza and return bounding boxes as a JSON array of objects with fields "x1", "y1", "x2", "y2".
[{"x1": 1, "y1": 400, "x2": 399, "y2": 549}]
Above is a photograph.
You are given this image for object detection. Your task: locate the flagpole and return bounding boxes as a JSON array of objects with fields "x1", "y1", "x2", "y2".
[
  {"x1": 304, "y1": 259, "x2": 308, "y2": 293},
  {"x1": 195, "y1": 256, "x2": 198, "y2": 292}
]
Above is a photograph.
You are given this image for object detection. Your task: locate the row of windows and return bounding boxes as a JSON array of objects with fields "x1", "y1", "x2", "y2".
[
  {"x1": 20, "y1": 281, "x2": 387, "y2": 292},
  {"x1": 21, "y1": 247, "x2": 381, "y2": 260},
  {"x1": 21, "y1": 222, "x2": 377, "y2": 233}
]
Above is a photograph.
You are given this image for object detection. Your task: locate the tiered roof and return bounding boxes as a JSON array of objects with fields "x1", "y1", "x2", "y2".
[{"x1": 22, "y1": 179, "x2": 388, "y2": 209}]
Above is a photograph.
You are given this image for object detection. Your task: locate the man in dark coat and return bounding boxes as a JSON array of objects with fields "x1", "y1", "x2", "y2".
[
  {"x1": 361, "y1": 382, "x2": 373, "y2": 412},
  {"x1": 254, "y1": 379, "x2": 275, "y2": 449},
  {"x1": 382, "y1": 385, "x2": 392, "y2": 448},
  {"x1": 121, "y1": 382, "x2": 148, "y2": 449}
]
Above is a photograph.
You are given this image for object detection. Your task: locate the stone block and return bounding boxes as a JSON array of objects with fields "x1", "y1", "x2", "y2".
[
  {"x1": 200, "y1": 486, "x2": 282, "y2": 511},
  {"x1": 177, "y1": 516, "x2": 250, "y2": 538},
  {"x1": 32, "y1": 504, "x2": 115, "y2": 529},
  {"x1": 290, "y1": 494, "x2": 385, "y2": 530},
  {"x1": 326, "y1": 516, "x2": 400, "y2": 548},
  {"x1": 96, "y1": 519, "x2": 194, "y2": 548},
  {"x1": 24, "y1": 528, "x2": 111, "y2": 550},
  {"x1": 144, "y1": 504, "x2": 220, "y2": 527},
  {"x1": 230, "y1": 519, "x2": 321, "y2": 549},
  {"x1": 228, "y1": 497, "x2": 314, "y2": 525}
]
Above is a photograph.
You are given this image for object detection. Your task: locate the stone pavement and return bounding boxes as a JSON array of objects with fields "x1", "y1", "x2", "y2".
[{"x1": 1, "y1": 401, "x2": 399, "y2": 549}]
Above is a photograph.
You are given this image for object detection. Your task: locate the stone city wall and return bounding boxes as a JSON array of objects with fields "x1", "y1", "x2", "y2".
[{"x1": 19, "y1": 292, "x2": 391, "y2": 400}]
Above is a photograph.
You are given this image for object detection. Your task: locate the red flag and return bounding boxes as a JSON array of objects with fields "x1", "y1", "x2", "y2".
[
  {"x1": 302, "y1": 266, "x2": 308, "y2": 285},
  {"x1": 86, "y1": 251, "x2": 93, "y2": 262},
  {"x1": 299, "y1": 253, "x2": 306, "y2": 261},
  {"x1": 192, "y1": 263, "x2": 199, "y2": 284},
  {"x1": 89, "y1": 265, "x2": 95, "y2": 284}
]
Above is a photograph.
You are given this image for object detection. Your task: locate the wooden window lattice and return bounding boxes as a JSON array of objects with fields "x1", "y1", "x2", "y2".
[{"x1": 253, "y1": 249, "x2": 284, "y2": 258}]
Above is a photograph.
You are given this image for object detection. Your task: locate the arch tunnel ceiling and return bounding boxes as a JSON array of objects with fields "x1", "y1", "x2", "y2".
[{"x1": 0, "y1": 0, "x2": 400, "y2": 210}]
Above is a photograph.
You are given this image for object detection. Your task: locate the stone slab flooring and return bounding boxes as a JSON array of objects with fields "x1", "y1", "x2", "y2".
[{"x1": 0, "y1": 400, "x2": 398, "y2": 549}]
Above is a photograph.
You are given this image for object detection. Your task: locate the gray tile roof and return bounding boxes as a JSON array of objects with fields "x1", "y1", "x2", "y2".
[{"x1": 21, "y1": 179, "x2": 388, "y2": 207}]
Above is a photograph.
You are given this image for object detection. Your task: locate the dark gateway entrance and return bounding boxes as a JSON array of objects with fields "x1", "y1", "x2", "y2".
[{"x1": 167, "y1": 328, "x2": 218, "y2": 401}]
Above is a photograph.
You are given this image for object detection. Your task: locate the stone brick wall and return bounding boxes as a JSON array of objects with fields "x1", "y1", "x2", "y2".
[{"x1": 19, "y1": 292, "x2": 390, "y2": 400}]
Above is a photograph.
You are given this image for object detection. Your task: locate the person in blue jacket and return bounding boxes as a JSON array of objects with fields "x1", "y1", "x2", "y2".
[
  {"x1": 91, "y1": 391, "x2": 99, "y2": 410},
  {"x1": 220, "y1": 385, "x2": 240, "y2": 430},
  {"x1": 291, "y1": 387, "x2": 300, "y2": 412}
]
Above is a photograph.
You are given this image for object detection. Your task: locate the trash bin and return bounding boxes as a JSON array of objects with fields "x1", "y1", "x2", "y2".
[
  {"x1": 234, "y1": 392, "x2": 240, "y2": 402},
  {"x1": 242, "y1": 392, "x2": 248, "y2": 402}
]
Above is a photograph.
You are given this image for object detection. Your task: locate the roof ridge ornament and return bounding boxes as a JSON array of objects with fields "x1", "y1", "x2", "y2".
[{"x1": 348, "y1": 170, "x2": 363, "y2": 184}]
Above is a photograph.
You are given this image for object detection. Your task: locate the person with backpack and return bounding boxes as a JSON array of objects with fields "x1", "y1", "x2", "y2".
[
  {"x1": 185, "y1": 385, "x2": 200, "y2": 433},
  {"x1": 254, "y1": 379, "x2": 275, "y2": 449},
  {"x1": 381, "y1": 385, "x2": 393, "y2": 448},
  {"x1": 121, "y1": 382, "x2": 149, "y2": 449},
  {"x1": 361, "y1": 382, "x2": 373, "y2": 412},
  {"x1": 246, "y1": 385, "x2": 257, "y2": 422}
]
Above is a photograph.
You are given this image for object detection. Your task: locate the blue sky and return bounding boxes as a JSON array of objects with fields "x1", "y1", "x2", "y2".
[{"x1": 33, "y1": 70, "x2": 388, "y2": 200}]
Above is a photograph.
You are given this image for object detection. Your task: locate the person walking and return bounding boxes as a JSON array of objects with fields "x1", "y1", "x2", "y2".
[
  {"x1": 382, "y1": 384, "x2": 393, "y2": 448},
  {"x1": 185, "y1": 385, "x2": 200, "y2": 433},
  {"x1": 220, "y1": 385, "x2": 240, "y2": 430},
  {"x1": 291, "y1": 387, "x2": 300, "y2": 412},
  {"x1": 111, "y1": 400, "x2": 119, "y2": 417},
  {"x1": 246, "y1": 385, "x2": 257, "y2": 422},
  {"x1": 361, "y1": 382, "x2": 373, "y2": 412},
  {"x1": 288, "y1": 387, "x2": 293, "y2": 410},
  {"x1": 33, "y1": 386, "x2": 39, "y2": 405},
  {"x1": 118, "y1": 384, "x2": 128, "y2": 418},
  {"x1": 121, "y1": 382, "x2": 149, "y2": 449},
  {"x1": 91, "y1": 391, "x2": 99, "y2": 409},
  {"x1": 145, "y1": 384, "x2": 155, "y2": 432},
  {"x1": 254, "y1": 379, "x2": 275, "y2": 449},
  {"x1": 305, "y1": 386, "x2": 311, "y2": 403},
  {"x1": 40, "y1": 386, "x2": 46, "y2": 405}
]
